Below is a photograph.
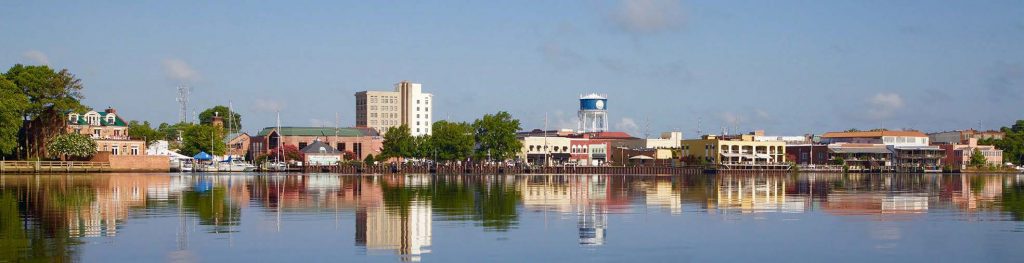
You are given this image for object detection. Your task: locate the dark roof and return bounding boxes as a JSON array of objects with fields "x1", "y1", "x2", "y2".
[
  {"x1": 257, "y1": 127, "x2": 378, "y2": 137},
  {"x1": 300, "y1": 140, "x2": 340, "y2": 154}
]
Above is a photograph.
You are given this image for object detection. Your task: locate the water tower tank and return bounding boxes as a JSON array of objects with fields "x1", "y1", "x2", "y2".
[{"x1": 578, "y1": 93, "x2": 608, "y2": 132}]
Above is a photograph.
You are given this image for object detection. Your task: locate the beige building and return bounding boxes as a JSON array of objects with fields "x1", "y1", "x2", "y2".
[
  {"x1": 67, "y1": 108, "x2": 147, "y2": 156},
  {"x1": 680, "y1": 134, "x2": 786, "y2": 165},
  {"x1": 355, "y1": 80, "x2": 434, "y2": 136},
  {"x1": 611, "y1": 131, "x2": 682, "y2": 149}
]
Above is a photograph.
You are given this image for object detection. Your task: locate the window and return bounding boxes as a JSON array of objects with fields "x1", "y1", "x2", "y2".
[
  {"x1": 299, "y1": 142, "x2": 308, "y2": 149},
  {"x1": 416, "y1": 107, "x2": 420, "y2": 111},
  {"x1": 93, "y1": 129, "x2": 101, "y2": 137},
  {"x1": 131, "y1": 146, "x2": 139, "y2": 155},
  {"x1": 111, "y1": 146, "x2": 119, "y2": 155},
  {"x1": 417, "y1": 100, "x2": 420, "y2": 104},
  {"x1": 337, "y1": 143, "x2": 346, "y2": 151}
]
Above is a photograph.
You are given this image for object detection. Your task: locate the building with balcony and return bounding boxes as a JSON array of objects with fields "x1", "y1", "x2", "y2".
[
  {"x1": 680, "y1": 133, "x2": 787, "y2": 167},
  {"x1": 355, "y1": 80, "x2": 433, "y2": 136},
  {"x1": 66, "y1": 107, "x2": 146, "y2": 156},
  {"x1": 821, "y1": 130, "x2": 943, "y2": 172}
]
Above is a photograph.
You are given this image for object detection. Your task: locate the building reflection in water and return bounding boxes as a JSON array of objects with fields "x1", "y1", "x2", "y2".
[{"x1": 3, "y1": 173, "x2": 1024, "y2": 262}]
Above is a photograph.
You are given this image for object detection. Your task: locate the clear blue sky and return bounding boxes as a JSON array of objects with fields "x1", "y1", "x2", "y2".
[{"x1": 2, "y1": 0, "x2": 1022, "y2": 137}]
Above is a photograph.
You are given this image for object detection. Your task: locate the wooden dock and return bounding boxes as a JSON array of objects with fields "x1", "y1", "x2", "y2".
[{"x1": 0, "y1": 161, "x2": 112, "y2": 174}]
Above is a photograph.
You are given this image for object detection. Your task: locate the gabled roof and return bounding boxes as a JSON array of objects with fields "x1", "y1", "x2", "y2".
[
  {"x1": 821, "y1": 130, "x2": 926, "y2": 138},
  {"x1": 300, "y1": 140, "x2": 340, "y2": 154},
  {"x1": 223, "y1": 133, "x2": 249, "y2": 144},
  {"x1": 257, "y1": 127, "x2": 378, "y2": 137}
]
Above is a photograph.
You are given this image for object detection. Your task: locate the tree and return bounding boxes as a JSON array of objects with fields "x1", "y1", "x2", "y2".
[
  {"x1": 430, "y1": 121, "x2": 475, "y2": 162},
  {"x1": 472, "y1": 111, "x2": 522, "y2": 161},
  {"x1": 268, "y1": 144, "x2": 303, "y2": 162},
  {"x1": 198, "y1": 105, "x2": 242, "y2": 134},
  {"x1": 45, "y1": 133, "x2": 96, "y2": 159},
  {"x1": 180, "y1": 125, "x2": 226, "y2": 156},
  {"x1": 380, "y1": 125, "x2": 414, "y2": 160},
  {"x1": 364, "y1": 154, "x2": 376, "y2": 165},
  {"x1": 3, "y1": 65, "x2": 87, "y2": 118},
  {"x1": 969, "y1": 149, "x2": 988, "y2": 168},
  {"x1": 0, "y1": 76, "x2": 29, "y2": 156},
  {"x1": 411, "y1": 134, "x2": 433, "y2": 159},
  {"x1": 127, "y1": 120, "x2": 163, "y2": 145},
  {"x1": 979, "y1": 120, "x2": 1024, "y2": 165},
  {"x1": 4, "y1": 65, "x2": 88, "y2": 158}
]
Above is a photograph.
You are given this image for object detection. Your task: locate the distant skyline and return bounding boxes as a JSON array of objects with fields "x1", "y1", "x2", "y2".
[{"x1": 2, "y1": 0, "x2": 1021, "y2": 137}]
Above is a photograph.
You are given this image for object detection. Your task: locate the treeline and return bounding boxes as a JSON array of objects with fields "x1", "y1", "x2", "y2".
[
  {"x1": 377, "y1": 111, "x2": 523, "y2": 163},
  {"x1": 127, "y1": 106, "x2": 243, "y2": 157},
  {"x1": 979, "y1": 120, "x2": 1024, "y2": 165}
]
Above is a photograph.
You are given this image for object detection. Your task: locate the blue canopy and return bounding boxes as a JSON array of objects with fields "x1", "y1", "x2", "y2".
[{"x1": 193, "y1": 151, "x2": 212, "y2": 160}]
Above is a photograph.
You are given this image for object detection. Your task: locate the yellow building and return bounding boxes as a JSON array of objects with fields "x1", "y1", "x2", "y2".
[{"x1": 680, "y1": 134, "x2": 786, "y2": 165}]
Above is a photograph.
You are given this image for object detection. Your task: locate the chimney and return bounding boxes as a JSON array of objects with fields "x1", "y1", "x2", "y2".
[{"x1": 105, "y1": 107, "x2": 116, "y2": 114}]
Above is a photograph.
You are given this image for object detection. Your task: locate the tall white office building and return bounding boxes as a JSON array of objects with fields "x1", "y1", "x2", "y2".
[{"x1": 356, "y1": 80, "x2": 434, "y2": 136}]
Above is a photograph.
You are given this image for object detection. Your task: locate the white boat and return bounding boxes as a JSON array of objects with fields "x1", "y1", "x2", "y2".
[{"x1": 218, "y1": 159, "x2": 256, "y2": 172}]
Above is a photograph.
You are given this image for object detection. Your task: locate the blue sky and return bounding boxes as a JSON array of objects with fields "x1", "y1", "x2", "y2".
[{"x1": 2, "y1": 0, "x2": 1022, "y2": 137}]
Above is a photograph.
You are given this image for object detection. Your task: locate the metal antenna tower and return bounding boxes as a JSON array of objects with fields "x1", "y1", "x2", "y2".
[{"x1": 176, "y1": 85, "x2": 191, "y2": 123}]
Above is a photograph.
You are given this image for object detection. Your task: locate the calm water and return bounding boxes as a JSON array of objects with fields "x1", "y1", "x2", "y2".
[{"x1": 2, "y1": 173, "x2": 1023, "y2": 262}]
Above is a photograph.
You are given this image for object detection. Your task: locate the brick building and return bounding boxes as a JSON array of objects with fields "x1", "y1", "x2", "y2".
[
  {"x1": 66, "y1": 108, "x2": 147, "y2": 156},
  {"x1": 250, "y1": 127, "x2": 382, "y2": 161}
]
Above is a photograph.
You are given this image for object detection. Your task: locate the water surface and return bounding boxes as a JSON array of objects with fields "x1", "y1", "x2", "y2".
[{"x1": 2, "y1": 173, "x2": 1023, "y2": 262}]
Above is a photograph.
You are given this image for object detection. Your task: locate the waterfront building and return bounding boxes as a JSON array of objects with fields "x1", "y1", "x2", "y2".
[
  {"x1": 250, "y1": 127, "x2": 382, "y2": 161},
  {"x1": 610, "y1": 131, "x2": 682, "y2": 149},
  {"x1": 785, "y1": 144, "x2": 830, "y2": 165},
  {"x1": 680, "y1": 133, "x2": 787, "y2": 166},
  {"x1": 517, "y1": 129, "x2": 636, "y2": 166},
  {"x1": 300, "y1": 139, "x2": 343, "y2": 165},
  {"x1": 928, "y1": 129, "x2": 1005, "y2": 144},
  {"x1": 66, "y1": 107, "x2": 146, "y2": 156},
  {"x1": 355, "y1": 80, "x2": 434, "y2": 136},
  {"x1": 224, "y1": 133, "x2": 250, "y2": 160},
  {"x1": 821, "y1": 130, "x2": 943, "y2": 172},
  {"x1": 936, "y1": 138, "x2": 1003, "y2": 170},
  {"x1": 827, "y1": 144, "x2": 893, "y2": 172}
]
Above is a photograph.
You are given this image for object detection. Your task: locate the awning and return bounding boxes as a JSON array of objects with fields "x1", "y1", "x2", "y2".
[
  {"x1": 629, "y1": 155, "x2": 654, "y2": 160},
  {"x1": 193, "y1": 151, "x2": 212, "y2": 160}
]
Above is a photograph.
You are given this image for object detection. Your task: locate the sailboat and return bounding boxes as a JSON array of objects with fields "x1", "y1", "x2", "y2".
[
  {"x1": 217, "y1": 156, "x2": 256, "y2": 172},
  {"x1": 215, "y1": 102, "x2": 256, "y2": 172}
]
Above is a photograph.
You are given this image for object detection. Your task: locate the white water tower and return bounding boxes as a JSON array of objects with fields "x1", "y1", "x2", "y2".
[{"x1": 578, "y1": 93, "x2": 608, "y2": 133}]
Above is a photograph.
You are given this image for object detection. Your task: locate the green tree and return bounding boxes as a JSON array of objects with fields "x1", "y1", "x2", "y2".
[
  {"x1": 4, "y1": 65, "x2": 88, "y2": 158},
  {"x1": 411, "y1": 134, "x2": 433, "y2": 159},
  {"x1": 381, "y1": 125, "x2": 414, "y2": 160},
  {"x1": 198, "y1": 105, "x2": 242, "y2": 134},
  {"x1": 127, "y1": 120, "x2": 163, "y2": 145},
  {"x1": 472, "y1": 111, "x2": 523, "y2": 161},
  {"x1": 979, "y1": 120, "x2": 1024, "y2": 165},
  {"x1": 3, "y1": 65, "x2": 87, "y2": 118},
  {"x1": 0, "y1": 76, "x2": 29, "y2": 156},
  {"x1": 45, "y1": 133, "x2": 97, "y2": 159},
  {"x1": 430, "y1": 121, "x2": 475, "y2": 162},
  {"x1": 364, "y1": 154, "x2": 376, "y2": 165},
  {"x1": 969, "y1": 148, "x2": 988, "y2": 168},
  {"x1": 180, "y1": 125, "x2": 226, "y2": 156}
]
